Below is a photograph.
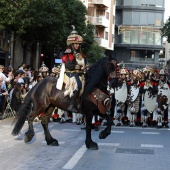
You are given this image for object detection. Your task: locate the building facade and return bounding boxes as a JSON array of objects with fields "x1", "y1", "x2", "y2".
[
  {"x1": 114, "y1": 0, "x2": 165, "y2": 69},
  {"x1": 81, "y1": 0, "x2": 116, "y2": 51}
]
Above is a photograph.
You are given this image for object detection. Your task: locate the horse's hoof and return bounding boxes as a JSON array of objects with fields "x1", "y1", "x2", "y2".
[
  {"x1": 50, "y1": 141, "x2": 59, "y2": 146},
  {"x1": 86, "y1": 142, "x2": 98, "y2": 150},
  {"x1": 24, "y1": 134, "x2": 32, "y2": 143},
  {"x1": 99, "y1": 130, "x2": 110, "y2": 139},
  {"x1": 47, "y1": 139, "x2": 59, "y2": 146}
]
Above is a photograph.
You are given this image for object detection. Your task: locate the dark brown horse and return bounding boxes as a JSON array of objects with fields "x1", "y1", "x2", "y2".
[{"x1": 12, "y1": 55, "x2": 118, "y2": 150}]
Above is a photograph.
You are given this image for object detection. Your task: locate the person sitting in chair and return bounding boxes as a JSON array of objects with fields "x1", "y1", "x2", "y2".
[{"x1": 57, "y1": 26, "x2": 87, "y2": 113}]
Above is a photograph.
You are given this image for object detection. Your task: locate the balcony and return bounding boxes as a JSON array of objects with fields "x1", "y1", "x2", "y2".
[
  {"x1": 88, "y1": 16, "x2": 109, "y2": 27},
  {"x1": 91, "y1": 0, "x2": 109, "y2": 8},
  {"x1": 95, "y1": 37, "x2": 113, "y2": 50}
]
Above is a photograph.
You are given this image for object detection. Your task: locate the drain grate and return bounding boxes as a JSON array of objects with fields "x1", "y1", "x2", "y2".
[{"x1": 115, "y1": 148, "x2": 154, "y2": 155}]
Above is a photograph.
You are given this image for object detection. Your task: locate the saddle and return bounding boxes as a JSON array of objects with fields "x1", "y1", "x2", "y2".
[{"x1": 88, "y1": 88, "x2": 111, "y2": 114}]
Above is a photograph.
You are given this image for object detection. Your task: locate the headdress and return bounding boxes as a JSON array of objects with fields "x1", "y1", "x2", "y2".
[
  {"x1": 120, "y1": 64, "x2": 128, "y2": 75},
  {"x1": 39, "y1": 62, "x2": 49, "y2": 72},
  {"x1": 66, "y1": 25, "x2": 83, "y2": 45},
  {"x1": 159, "y1": 68, "x2": 169, "y2": 76},
  {"x1": 132, "y1": 70, "x2": 142, "y2": 79}
]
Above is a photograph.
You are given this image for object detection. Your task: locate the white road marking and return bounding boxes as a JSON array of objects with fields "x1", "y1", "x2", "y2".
[
  {"x1": 98, "y1": 143, "x2": 120, "y2": 147},
  {"x1": 141, "y1": 144, "x2": 164, "y2": 148},
  {"x1": 2, "y1": 139, "x2": 13, "y2": 142},
  {"x1": 62, "y1": 143, "x2": 119, "y2": 169},
  {"x1": 111, "y1": 131, "x2": 124, "y2": 133},
  {"x1": 142, "y1": 132, "x2": 160, "y2": 135},
  {"x1": 62, "y1": 129, "x2": 81, "y2": 132},
  {"x1": 63, "y1": 144, "x2": 87, "y2": 169}
]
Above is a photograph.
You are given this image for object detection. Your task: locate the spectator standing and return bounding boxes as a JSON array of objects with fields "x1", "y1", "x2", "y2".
[
  {"x1": 0, "y1": 65, "x2": 13, "y2": 85},
  {"x1": 0, "y1": 80, "x2": 8, "y2": 119},
  {"x1": 10, "y1": 83, "x2": 27, "y2": 114},
  {"x1": 18, "y1": 62, "x2": 26, "y2": 70},
  {"x1": 17, "y1": 70, "x2": 25, "y2": 84},
  {"x1": 32, "y1": 71, "x2": 43, "y2": 87}
]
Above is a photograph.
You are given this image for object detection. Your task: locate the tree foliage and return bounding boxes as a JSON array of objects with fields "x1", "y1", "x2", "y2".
[
  {"x1": 162, "y1": 17, "x2": 170, "y2": 43},
  {"x1": 0, "y1": 0, "x2": 105, "y2": 64}
]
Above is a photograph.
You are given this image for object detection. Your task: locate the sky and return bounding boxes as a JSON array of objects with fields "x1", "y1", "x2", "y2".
[{"x1": 164, "y1": 0, "x2": 170, "y2": 22}]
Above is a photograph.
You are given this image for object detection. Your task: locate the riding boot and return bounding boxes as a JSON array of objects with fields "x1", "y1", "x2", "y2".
[{"x1": 67, "y1": 90, "x2": 80, "y2": 113}]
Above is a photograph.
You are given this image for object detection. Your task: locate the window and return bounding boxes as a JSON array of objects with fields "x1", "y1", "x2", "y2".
[
  {"x1": 105, "y1": 32, "x2": 108, "y2": 40},
  {"x1": 131, "y1": 51, "x2": 136, "y2": 57},
  {"x1": 154, "y1": 32, "x2": 161, "y2": 45},
  {"x1": 123, "y1": 31, "x2": 130, "y2": 44},
  {"x1": 139, "y1": 31, "x2": 147, "y2": 44},
  {"x1": 140, "y1": 12, "x2": 147, "y2": 25},
  {"x1": 96, "y1": 10, "x2": 105, "y2": 16},
  {"x1": 148, "y1": 13, "x2": 155, "y2": 25},
  {"x1": 132, "y1": 12, "x2": 140, "y2": 25},
  {"x1": 130, "y1": 50, "x2": 154, "y2": 62},
  {"x1": 112, "y1": 34, "x2": 114, "y2": 43},
  {"x1": 131, "y1": 31, "x2": 138, "y2": 44},
  {"x1": 147, "y1": 32, "x2": 154, "y2": 45},
  {"x1": 123, "y1": 11, "x2": 132, "y2": 24},
  {"x1": 106, "y1": 12, "x2": 109, "y2": 20}
]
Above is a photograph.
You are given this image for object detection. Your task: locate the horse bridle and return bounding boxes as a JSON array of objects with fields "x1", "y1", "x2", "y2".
[{"x1": 106, "y1": 60, "x2": 119, "y2": 95}]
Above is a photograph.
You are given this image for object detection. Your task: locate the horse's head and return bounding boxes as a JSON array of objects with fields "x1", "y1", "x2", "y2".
[{"x1": 105, "y1": 56, "x2": 119, "y2": 94}]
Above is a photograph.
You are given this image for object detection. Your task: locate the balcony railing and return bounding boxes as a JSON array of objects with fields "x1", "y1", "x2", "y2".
[
  {"x1": 130, "y1": 57, "x2": 154, "y2": 62},
  {"x1": 91, "y1": 0, "x2": 109, "y2": 8},
  {"x1": 88, "y1": 16, "x2": 109, "y2": 27}
]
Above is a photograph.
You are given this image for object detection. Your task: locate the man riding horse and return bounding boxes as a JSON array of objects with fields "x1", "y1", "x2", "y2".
[{"x1": 57, "y1": 26, "x2": 87, "y2": 113}]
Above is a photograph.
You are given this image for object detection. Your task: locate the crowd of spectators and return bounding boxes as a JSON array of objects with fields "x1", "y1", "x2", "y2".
[{"x1": 0, "y1": 62, "x2": 56, "y2": 120}]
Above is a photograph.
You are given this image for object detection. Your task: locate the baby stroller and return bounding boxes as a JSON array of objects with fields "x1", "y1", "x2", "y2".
[{"x1": 3, "y1": 94, "x2": 15, "y2": 119}]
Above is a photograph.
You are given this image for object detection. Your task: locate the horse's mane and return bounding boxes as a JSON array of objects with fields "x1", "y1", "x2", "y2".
[{"x1": 84, "y1": 57, "x2": 108, "y2": 95}]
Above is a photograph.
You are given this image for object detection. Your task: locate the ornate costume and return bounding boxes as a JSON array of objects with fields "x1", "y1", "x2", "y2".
[
  {"x1": 127, "y1": 70, "x2": 142, "y2": 127},
  {"x1": 114, "y1": 65, "x2": 129, "y2": 126},
  {"x1": 58, "y1": 26, "x2": 87, "y2": 113},
  {"x1": 155, "y1": 68, "x2": 170, "y2": 128}
]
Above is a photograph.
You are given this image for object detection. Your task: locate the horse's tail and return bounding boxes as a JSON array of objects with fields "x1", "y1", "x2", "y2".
[{"x1": 12, "y1": 91, "x2": 33, "y2": 136}]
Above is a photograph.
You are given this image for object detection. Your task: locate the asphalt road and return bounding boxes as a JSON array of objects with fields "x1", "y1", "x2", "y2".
[{"x1": 0, "y1": 117, "x2": 170, "y2": 170}]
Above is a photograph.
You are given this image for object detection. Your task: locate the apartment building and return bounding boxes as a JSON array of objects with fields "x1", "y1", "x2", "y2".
[
  {"x1": 114, "y1": 0, "x2": 165, "y2": 69},
  {"x1": 81, "y1": 0, "x2": 116, "y2": 52}
]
